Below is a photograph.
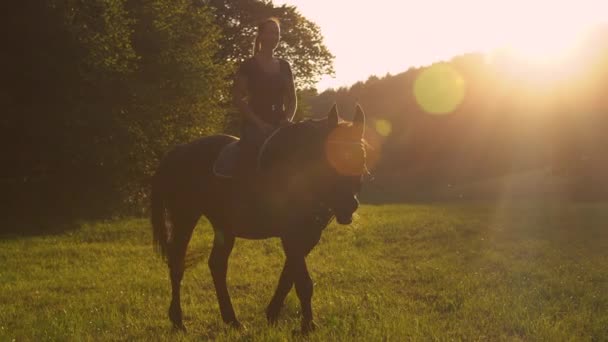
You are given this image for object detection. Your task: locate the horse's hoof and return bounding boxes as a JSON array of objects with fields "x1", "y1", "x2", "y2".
[
  {"x1": 172, "y1": 324, "x2": 187, "y2": 333},
  {"x1": 301, "y1": 320, "x2": 317, "y2": 335},
  {"x1": 265, "y1": 305, "x2": 281, "y2": 325},
  {"x1": 168, "y1": 304, "x2": 184, "y2": 331},
  {"x1": 227, "y1": 320, "x2": 245, "y2": 330}
]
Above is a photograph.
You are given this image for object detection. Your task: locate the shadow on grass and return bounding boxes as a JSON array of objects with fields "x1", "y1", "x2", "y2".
[{"x1": 0, "y1": 215, "x2": 86, "y2": 240}]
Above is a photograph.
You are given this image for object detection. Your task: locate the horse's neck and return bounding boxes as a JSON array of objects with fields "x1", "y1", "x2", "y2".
[
  {"x1": 256, "y1": 122, "x2": 330, "y2": 215},
  {"x1": 259, "y1": 123, "x2": 323, "y2": 171},
  {"x1": 258, "y1": 165, "x2": 324, "y2": 208}
]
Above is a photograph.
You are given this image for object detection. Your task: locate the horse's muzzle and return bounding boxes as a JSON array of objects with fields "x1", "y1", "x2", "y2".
[
  {"x1": 333, "y1": 197, "x2": 358, "y2": 225},
  {"x1": 336, "y1": 215, "x2": 353, "y2": 225}
]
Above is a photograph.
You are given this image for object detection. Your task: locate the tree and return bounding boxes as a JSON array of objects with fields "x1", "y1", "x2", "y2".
[
  {"x1": 121, "y1": 0, "x2": 232, "y2": 208},
  {"x1": 1, "y1": 0, "x2": 336, "y2": 224},
  {"x1": 2, "y1": 0, "x2": 230, "y2": 222},
  {"x1": 207, "y1": 0, "x2": 334, "y2": 90}
]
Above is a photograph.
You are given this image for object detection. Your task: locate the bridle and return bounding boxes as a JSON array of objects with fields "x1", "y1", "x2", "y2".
[{"x1": 325, "y1": 138, "x2": 374, "y2": 181}]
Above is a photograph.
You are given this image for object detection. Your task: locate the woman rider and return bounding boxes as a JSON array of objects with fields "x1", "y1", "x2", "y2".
[{"x1": 232, "y1": 17, "x2": 297, "y2": 175}]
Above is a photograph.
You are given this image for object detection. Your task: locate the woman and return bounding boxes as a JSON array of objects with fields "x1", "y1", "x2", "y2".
[{"x1": 232, "y1": 17, "x2": 297, "y2": 172}]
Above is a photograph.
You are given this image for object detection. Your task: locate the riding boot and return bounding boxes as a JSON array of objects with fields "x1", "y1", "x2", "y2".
[
  {"x1": 232, "y1": 121, "x2": 271, "y2": 224},
  {"x1": 231, "y1": 143, "x2": 258, "y2": 222}
]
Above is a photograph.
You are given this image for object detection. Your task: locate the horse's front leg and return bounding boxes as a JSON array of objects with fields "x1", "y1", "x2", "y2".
[
  {"x1": 208, "y1": 231, "x2": 241, "y2": 328},
  {"x1": 291, "y1": 256, "x2": 316, "y2": 333},
  {"x1": 267, "y1": 248, "x2": 318, "y2": 324},
  {"x1": 271, "y1": 230, "x2": 322, "y2": 329},
  {"x1": 280, "y1": 230, "x2": 322, "y2": 334}
]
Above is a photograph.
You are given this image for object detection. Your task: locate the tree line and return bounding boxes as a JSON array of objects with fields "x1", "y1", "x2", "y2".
[
  {"x1": 308, "y1": 26, "x2": 608, "y2": 201},
  {"x1": 1, "y1": 0, "x2": 333, "y2": 226}
]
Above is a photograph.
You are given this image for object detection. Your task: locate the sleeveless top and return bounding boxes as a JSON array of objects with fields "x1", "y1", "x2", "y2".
[{"x1": 237, "y1": 57, "x2": 293, "y2": 126}]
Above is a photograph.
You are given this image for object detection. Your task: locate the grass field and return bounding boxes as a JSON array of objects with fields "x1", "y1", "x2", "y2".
[{"x1": 1, "y1": 202, "x2": 607, "y2": 341}]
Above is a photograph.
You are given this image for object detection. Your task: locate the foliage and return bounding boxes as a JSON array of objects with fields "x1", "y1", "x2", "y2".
[
  {"x1": 2, "y1": 0, "x2": 230, "y2": 221},
  {"x1": 207, "y1": 0, "x2": 335, "y2": 90},
  {"x1": 1, "y1": 0, "x2": 336, "y2": 221},
  {"x1": 120, "y1": 0, "x2": 231, "y2": 207}
]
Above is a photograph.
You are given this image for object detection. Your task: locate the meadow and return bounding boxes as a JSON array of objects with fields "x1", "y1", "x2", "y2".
[{"x1": 1, "y1": 202, "x2": 607, "y2": 341}]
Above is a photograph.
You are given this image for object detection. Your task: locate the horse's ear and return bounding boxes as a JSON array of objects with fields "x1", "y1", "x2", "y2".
[
  {"x1": 328, "y1": 103, "x2": 339, "y2": 128},
  {"x1": 353, "y1": 104, "x2": 366, "y2": 137}
]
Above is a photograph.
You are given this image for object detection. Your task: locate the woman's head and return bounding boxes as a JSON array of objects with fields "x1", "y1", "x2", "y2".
[{"x1": 253, "y1": 18, "x2": 281, "y2": 55}]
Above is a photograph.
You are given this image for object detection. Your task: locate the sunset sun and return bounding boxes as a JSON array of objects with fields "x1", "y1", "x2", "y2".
[{"x1": 503, "y1": 30, "x2": 580, "y2": 66}]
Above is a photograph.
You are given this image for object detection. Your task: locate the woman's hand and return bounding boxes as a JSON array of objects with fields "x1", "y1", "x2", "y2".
[{"x1": 257, "y1": 121, "x2": 275, "y2": 135}]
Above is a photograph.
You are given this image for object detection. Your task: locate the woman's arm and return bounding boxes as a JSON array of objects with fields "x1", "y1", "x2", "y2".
[{"x1": 282, "y1": 63, "x2": 297, "y2": 123}]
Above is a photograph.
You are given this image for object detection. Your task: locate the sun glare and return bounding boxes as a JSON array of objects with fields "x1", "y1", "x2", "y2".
[
  {"x1": 500, "y1": 25, "x2": 583, "y2": 66},
  {"x1": 507, "y1": 38, "x2": 575, "y2": 66},
  {"x1": 275, "y1": 0, "x2": 606, "y2": 91},
  {"x1": 483, "y1": 31, "x2": 588, "y2": 84},
  {"x1": 473, "y1": 1, "x2": 605, "y2": 83}
]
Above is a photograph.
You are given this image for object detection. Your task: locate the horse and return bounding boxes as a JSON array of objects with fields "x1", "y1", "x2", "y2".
[{"x1": 150, "y1": 104, "x2": 368, "y2": 334}]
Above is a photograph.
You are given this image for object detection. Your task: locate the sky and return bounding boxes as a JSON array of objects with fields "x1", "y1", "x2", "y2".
[{"x1": 273, "y1": 0, "x2": 608, "y2": 91}]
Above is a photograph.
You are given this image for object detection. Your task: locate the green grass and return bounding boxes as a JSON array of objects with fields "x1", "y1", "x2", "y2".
[{"x1": 1, "y1": 202, "x2": 607, "y2": 341}]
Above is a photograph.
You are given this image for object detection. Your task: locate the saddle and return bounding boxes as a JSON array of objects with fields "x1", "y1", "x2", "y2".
[{"x1": 213, "y1": 126, "x2": 282, "y2": 178}]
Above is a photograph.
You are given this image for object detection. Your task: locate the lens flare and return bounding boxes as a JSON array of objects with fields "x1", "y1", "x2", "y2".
[
  {"x1": 414, "y1": 63, "x2": 466, "y2": 115},
  {"x1": 375, "y1": 119, "x2": 392, "y2": 137},
  {"x1": 325, "y1": 126, "x2": 366, "y2": 176},
  {"x1": 361, "y1": 127, "x2": 382, "y2": 172}
]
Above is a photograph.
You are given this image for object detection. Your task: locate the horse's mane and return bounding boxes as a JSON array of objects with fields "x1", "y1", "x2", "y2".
[{"x1": 258, "y1": 118, "x2": 329, "y2": 172}]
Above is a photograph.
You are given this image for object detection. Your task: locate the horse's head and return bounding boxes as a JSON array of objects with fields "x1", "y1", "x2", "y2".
[
  {"x1": 321, "y1": 104, "x2": 367, "y2": 224},
  {"x1": 258, "y1": 104, "x2": 368, "y2": 225}
]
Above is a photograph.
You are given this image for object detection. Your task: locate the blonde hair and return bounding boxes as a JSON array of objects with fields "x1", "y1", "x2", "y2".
[{"x1": 252, "y1": 17, "x2": 281, "y2": 55}]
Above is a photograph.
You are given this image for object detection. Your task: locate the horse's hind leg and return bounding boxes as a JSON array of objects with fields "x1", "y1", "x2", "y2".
[
  {"x1": 266, "y1": 260, "x2": 294, "y2": 324},
  {"x1": 208, "y1": 229, "x2": 241, "y2": 328},
  {"x1": 167, "y1": 212, "x2": 197, "y2": 331}
]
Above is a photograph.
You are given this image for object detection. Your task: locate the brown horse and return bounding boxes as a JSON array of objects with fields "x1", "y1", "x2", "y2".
[{"x1": 151, "y1": 104, "x2": 367, "y2": 334}]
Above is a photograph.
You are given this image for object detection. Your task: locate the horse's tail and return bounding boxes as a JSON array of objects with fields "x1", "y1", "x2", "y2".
[{"x1": 151, "y1": 159, "x2": 169, "y2": 260}]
